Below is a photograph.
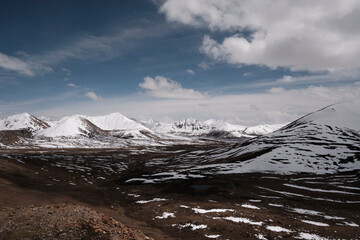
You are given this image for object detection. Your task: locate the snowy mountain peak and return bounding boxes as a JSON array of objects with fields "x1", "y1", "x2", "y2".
[
  {"x1": 140, "y1": 118, "x2": 284, "y2": 137},
  {"x1": 294, "y1": 102, "x2": 360, "y2": 132},
  {"x1": 0, "y1": 113, "x2": 49, "y2": 132},
  {"x1": 36, "y1": 115, "x2": 104, "y2": 138},
  {"x1": 86, "y1": 112, "x2": 149, "y2": 131},
  {"x1": 244, "y1": 124, "x2": 286, "y2": 136},
  {"x1": 174, "y1": 118, "x2": 208, "y2": 131}
]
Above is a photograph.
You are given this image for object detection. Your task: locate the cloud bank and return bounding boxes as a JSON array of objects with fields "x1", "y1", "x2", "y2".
[
  {"x1": 160, "y1": 0, "x2": 360, "y2": 72},
  {"x1": 23, "y1": 83, "x2": 360, "y2": 126},
  {"x1": 139, "y1": 75, "x2": 207, "y2": 99}
]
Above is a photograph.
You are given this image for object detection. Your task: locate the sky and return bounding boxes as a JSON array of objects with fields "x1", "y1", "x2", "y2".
[{"x1": 1, "y1": 0, "x2": 360, "y2": 125}]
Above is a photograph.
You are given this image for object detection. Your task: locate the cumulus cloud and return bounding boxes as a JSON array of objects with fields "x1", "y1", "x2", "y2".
[
  {"x1": 186, "y1": 69, "x2": 195, "y2": 75},
  {"x1": 267, "y1": 87, "x2": 285, "y2": 94},
  {"x1": 67, "y1": 83, "x2": 79, "y2": 88},
  {"x1": 0, "y1": 52, "x2": 34, "y2": 76},
  {"x1": 277, "y1": 75, "x2": 295, "y2": 83},
  {"x1": 139, "y1": 75, "x2": 207, "y2": 99},
  {"x1": 160, "y1": 0, "x2": 360, "y2": 72},
  {"x1": 198, "y1": 61, "x2": 209, "y2": 70},
  {"x1": 85, "y1": 91, "x2": 102, "y2": 100}
]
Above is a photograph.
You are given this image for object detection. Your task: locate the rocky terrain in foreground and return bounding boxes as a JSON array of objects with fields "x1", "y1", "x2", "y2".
[{"x1": 0, "y1": 204, "x2": 152, "y2": 240}]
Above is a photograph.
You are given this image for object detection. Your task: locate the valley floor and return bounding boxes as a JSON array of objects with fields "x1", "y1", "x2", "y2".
[{"x1": 0, "y1": 146, "x2": 359, "y2": 240}]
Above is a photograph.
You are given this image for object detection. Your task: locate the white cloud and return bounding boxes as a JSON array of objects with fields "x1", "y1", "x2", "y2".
[
  {"x1": 139, "y1": 75, "x2": 207, "y2": 99},
  {"x1": 62, "y1": 67, "x2": 72, "y2": 76},
  {"x1": 1, "y1": 25, "x2": 170, "y2": 78},
  {"x1": 198, "y1": 61, "x2": 209, "y2": 70},
  {"x1": 32, "y1": 27, "x2": 163, "y2": 67},
  {"x1": 67, "y1": 83, "x2": 79, "y2": 88},
  {"x1": 243, "y1": 72, "x2": 252, "y2": 77},
  {"x1": 251, "y1": 70, "x2": 360, "y2": 89},
  {"x1": 277, "y1": 75, "x2": 295, "y2": 83},
  {"x1": 266, "y1": 87, "x2": 285, "y2": 94},
  {"x1": 85, "y1": 91, "x2": 102, "y2": 101},
  {"x1": 0, "y1": 52, "x2": 34, "y2": 76},
  {"x1": 186, "y1": 69, "x2": 195, "y2": 75},
  {"x1": 160, "y1": 0, "x2": 360, "y2": 72}
]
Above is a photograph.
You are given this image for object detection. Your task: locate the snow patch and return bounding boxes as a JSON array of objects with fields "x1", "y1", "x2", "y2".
[
  {"x1": 205, "y1": 234, "x2": 220, "y2": 239},
  {"x1": 343, "y1": 221, "x2": 359, "y2": 227},
  {"x1": 173, "y1": 223, "x2": 207, "y2": 230},
  {"x1": 301, "y1": 220, "x2": 329, "y2": 227},
  {"x1": 241, "y1": 204, "x2": 260, "y2": 210},
  {"x1": 155, "y1": 212, "x2": 175, "y2": 219},
  {"x1": 214, "y1": 216, "x2": 263, "y2": 226},
  {"x1": 136, "y1": 198, "x2": 167, "y2": 204},
  {"x1": 295, "y1": 232, "x2": 328, "y2": 240},
  {"x1": 266, "y1": 225, "x2": 292, "y2": 233},
  {"x1": 192, "y1": 207, "x2": 234, "y2": 214}
]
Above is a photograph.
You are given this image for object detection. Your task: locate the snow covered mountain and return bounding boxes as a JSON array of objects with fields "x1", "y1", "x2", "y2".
[
  {"x1": 141, "y1": 118, "x2": 283, "y2": 138},
  {"x1": 0, "y1": 112, "x2": 282, "y2": 141},
  {"x1": 203, "y1": 119, "x2": 249, "y2": 138},
  {"x1": 0, "y1": 113, "x2": 49, "y2": 132},
  {"x1": 36, "y1": 115, "x2": 105, "y2": 138},
  {"x1": 86, "y1": 113, "x2": 149, "y2": 131},
  {"x1": 243, "y1": 124, "x2": 286, "y2": 136},
  {"x1": 200, "y1": 102, "x2": 360, "y2": 174},
  {"x1": 125, "y1": 102, "x2": 360, "y2": 184}
]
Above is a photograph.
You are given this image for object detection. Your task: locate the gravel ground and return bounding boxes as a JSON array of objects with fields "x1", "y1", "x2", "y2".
[{"x1": 0, "y1": 203, "x2": 153, "y2": 240}]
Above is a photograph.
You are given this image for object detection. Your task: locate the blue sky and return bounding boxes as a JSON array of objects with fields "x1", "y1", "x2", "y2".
[{"x1": 1, "y1": 0, "x2": 359, "y2": 125}]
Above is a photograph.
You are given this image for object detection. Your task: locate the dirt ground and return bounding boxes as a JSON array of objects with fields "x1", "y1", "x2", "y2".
[
  {"x1": 0, "y1": 147, "x2": 359, "y2": 239},
  {"x1": 0, "y1": 203, "x2": 153, "y2": 240}
]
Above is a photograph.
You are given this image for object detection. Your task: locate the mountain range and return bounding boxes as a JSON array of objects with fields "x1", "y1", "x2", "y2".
[
  {"x1": 0, "y1": 112, "x2": 284, "y2": 148},
  {"x1": 0, "y1": 102, "x2": 359, "y2": 174}
]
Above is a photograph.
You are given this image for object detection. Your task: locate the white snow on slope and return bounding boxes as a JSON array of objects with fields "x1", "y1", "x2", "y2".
[
  {"x1": 143, "y1": 118, "x2": 283, "y2": 137},
  {"x1": 87, "y1": 112, "x2": 149, "y2": 131},
  {"x1": 214, "y1": 216, "x2": 263, "y2": 226},
  {"x1": 204, "y1": 119, "x2": 247, "y2": 132},
  {"x1": 296, "y1": 232, "x2": 328, "y2": 240},
  {"x1": 301, "y1": 220, "x2": 329, "y2": 227},
  {"x1": 173, "y1": 223, "x2": 207, "y2": 230},
  {"x1": 241, "y1": 204, "x2": 260, "y2": 210},
  {"x1": 244, "y1": 124, "x2": 285, "y2": 135},
  {"x1": 266, "y1": 225, "x2": 292, "y2": 233},
  {"x1": 36, "y1": 115, "x2": 97, "y2": 137},
  {"x1": 0, "y1": 113, "x2": 49, "y2": 132},
  {"x1": 298, "y1": 102, "x2": 360, "y2": 132},
  {"x1": 136, "y1": 198, "x2": 167, "y2": 204},
  {"x1": 192, "y1": 207, "x2": 234, "y2": 214},
  {"x1": 155, "y1": 212, "x2": 175, "y2": 219}
]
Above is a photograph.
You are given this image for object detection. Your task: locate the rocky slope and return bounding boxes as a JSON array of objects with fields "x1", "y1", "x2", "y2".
[{"x1": 0, "y1": 204, "x2": 153, "y2": 240}]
